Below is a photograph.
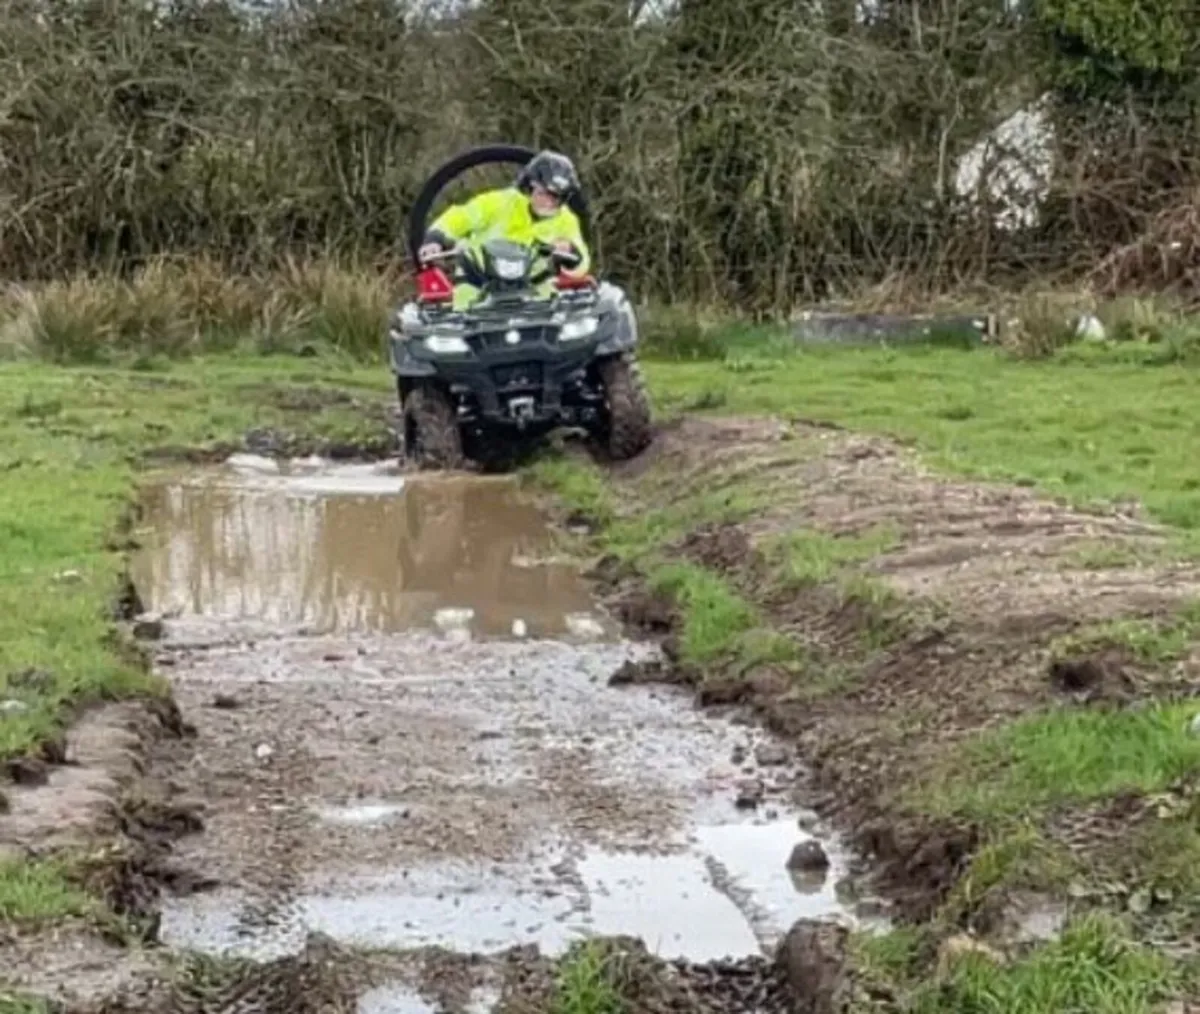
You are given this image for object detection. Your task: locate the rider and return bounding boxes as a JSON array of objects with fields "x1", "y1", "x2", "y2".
[{"x1": 417, "y1": 150, "x2": 591, "y2": 309}]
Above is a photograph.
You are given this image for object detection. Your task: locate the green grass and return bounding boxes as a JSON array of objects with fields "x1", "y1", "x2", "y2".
[
  {"x1": 643, "y1": 339, "x2": 1200, "y2": 531},
  {"x1": 770, "y1": 524, "x2": 901, "y2": 586},
  {"x1": 1050, "y1": 602, "x2": 1200, "y2": 664},
  {"x1": 914, "y1": 914, "x2": 1180, "y2": 1014},
  {"x1": 0, "y1": 993, "x2": 55, "y2": 1014},
  {"x1": 553, "y1": 942, "x2": 623, "y2": 1014},
  {"x1": 0, "y1": 856, "x2": 98, "y2": 925},
  {"x1": 0, "y1": 354, "x2": 389, "y2": 760},
  {"x1": 647, "y1": 562, "x2": 758, "y2": 664},
  {"x1": 0, "y1": 353, "x2": 391, "y2": 926},
  {"x1": 854, "y1": 915, "x2": 1183, "y2": 1014},
  {"x1": 922, "y1": 703, "x2": 1200, "y2": 821}
]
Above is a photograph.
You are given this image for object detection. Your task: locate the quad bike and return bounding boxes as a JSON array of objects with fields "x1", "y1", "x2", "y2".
[{"x1": 386, "y1": 144, "x2": 654, "y2": 470}]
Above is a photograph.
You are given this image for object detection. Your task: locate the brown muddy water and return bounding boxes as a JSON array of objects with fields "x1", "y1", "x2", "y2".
[{"x1": 130, "y1": 455, "x2": 875, "y2": 990}]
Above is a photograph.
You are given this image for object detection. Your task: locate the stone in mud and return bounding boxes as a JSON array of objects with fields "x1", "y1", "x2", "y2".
[
  {"x1": 1, "y1": 698, "x2": 28, "y2": 715},
  {"x1": 774, "y1": 919, "x2": 852, "y2": 1014},
  {"x1": 736, "y1": 778, "x2": 765, "y2": 809},
  {"x1": 132, "y1": 614, "x2": 165, "y2": 641},
  {"x1": 5, "y1": 756, "x2": 49, "y2": 786},
  {"x1": 211, "y1": 693, "x2": 241, "y2": 710},
  {"x1": 787, "y1": 840, "x2": 830, "y2": 873},
  {"x1": 699, "y1": 675, "x2": 749, "y2": 706},
  {"x1": 755, "y1": 741, "x2": 791, "y2": 767}
]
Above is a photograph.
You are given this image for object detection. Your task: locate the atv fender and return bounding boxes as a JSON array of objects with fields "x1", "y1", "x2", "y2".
[
  {"x1": 389, "y1": 337, "x2": 437, "y2": 377},
  {"x1": 594, "y1": 281, "x2": 639, "y2": 356}
]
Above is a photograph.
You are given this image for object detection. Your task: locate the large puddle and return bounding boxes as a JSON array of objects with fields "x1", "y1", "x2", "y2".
[
  {"x1": 133, "y1": 455, "x2": 607, "y2": 641},
  {"x1": 134, "y1": 456, "x2": 870, "y2": 971}
]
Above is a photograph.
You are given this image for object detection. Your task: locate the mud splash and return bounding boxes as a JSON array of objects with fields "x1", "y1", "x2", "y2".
[{"x1": 129, "y1": 458, "x2": 867, "y2": 979}]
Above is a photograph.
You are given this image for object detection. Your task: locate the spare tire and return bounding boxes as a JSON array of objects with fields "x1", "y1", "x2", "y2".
[{"x1": 406, "y1": 145, "x2": 593, "y2": 265}]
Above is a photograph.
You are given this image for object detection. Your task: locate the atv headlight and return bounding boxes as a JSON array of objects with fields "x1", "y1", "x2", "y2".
[
  {"x1": 424, "y1": 334, "x2": 469, "y2": 354},
  {"x1": 493, "y1": 256, "x2": 527, "y2": 281},
  {"x1": 559, "y1": 316, "x2": 599, "y2": 341}
]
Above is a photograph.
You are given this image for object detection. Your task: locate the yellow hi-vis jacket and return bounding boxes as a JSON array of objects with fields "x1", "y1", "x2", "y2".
[{"x1": 428, "y1": 187, "x2": 590, "y2": 307}]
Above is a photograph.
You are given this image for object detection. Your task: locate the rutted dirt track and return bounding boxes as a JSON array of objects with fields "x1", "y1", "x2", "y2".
[
  {"x1": 1, "y1": 447, "x2": 876, "y2": 1013},
  {"x1": 4, "y1": 413, "x2": 1200, "y2": 1012}
]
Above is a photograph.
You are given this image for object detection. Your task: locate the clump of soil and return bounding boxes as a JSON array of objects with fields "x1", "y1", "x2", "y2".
[{"x1": 1048, "y1": 646, "x2": 1139, "y2": 705}]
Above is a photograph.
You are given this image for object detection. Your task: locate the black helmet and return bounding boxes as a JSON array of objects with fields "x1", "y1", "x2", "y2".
[{"x1": 516, "y1": 150, "x2": 579, "y2": 199}]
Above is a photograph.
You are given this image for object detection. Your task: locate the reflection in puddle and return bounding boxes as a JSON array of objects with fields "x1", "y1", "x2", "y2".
[
  {"x1": 133, "y1": 462, "x2": 608, "y2": 640},
  {"x1": 313, "y1": 802, "x2": 409, "y2": 827},
  {"x1": 161, "y1": 817, "x2": 860, "y2": 963}
]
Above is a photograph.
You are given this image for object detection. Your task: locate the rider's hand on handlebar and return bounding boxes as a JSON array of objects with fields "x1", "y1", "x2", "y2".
[
  {"x1": 550, "y1": 240, "x2": 582, "y2": 270},
  {"x1": 418, "y1": 242, "x2": 444, "y2": 265}
]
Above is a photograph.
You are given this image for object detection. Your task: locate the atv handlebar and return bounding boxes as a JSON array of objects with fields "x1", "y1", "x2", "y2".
[{"x1": 418, "y1": 241, "x2": 582, "y2": 276}]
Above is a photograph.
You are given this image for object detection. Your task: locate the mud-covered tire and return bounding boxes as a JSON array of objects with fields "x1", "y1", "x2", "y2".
[
  {"x1": 597, "y1": 352, "x2": 653, "y2": 460},
  {"x1": 403, "y1": 385, "x2": 464, "y2": 470}
]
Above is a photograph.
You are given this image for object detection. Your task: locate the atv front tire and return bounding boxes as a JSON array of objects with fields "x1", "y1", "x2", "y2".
[
  {"x1": 597, "y1": 352, "x2": 653, "y2": 460},
  {"x1": 403, "y1": 384, "x2": 464, "y2": 470}
]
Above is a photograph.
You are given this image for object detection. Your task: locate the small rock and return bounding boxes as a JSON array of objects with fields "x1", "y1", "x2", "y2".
[
  {"x1": 512, "y1": 619, "x2": 528, "y2": 638},
  {"x1": 132, "y1": 615, "x2": 165, "y2": 641},
  {"x1": 211, "y1": 694, "x2": 241, "y2": 710},
  {"x1": 735, "y1": 778, "x2": 764, "y2": 809},
  {"x1": 322, "y1": 653, "x2": 344, "y2": 662},
  {"x1": 1188, "y1": 713, "x2": 1200, "y2": 737},
  {"x1": 774, "y1": 919, "x2": 851, "y2": 1014},
  {"x1": 731, "y1": 744, "x2": 748, "y2": 765},
  {"x1": 54, "y1": 569, "x2": 83, "y2": 584},
  {"x1": 5, "y1": 757, "x2": 49, "y2": 786},
  {"x1": 787, "y1": 839, "x2": 830, "y2": 873},
  {"x1": 754, "y1": 741, "x2": 790, "y2": 767},
  {"x1": 255, "y1": 743, "x2": 274, "y2": 762},
  {"x1": 0, "y1": 699, "x2": 28, "y2": 715},
  {"x1": 1127, "y1": 887, "x2": 1153, "y2": 915}
]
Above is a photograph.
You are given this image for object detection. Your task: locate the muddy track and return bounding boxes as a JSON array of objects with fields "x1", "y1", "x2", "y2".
[
  {"x1": 1, "y1": 450, "x2": 866, "y2": 1014},
  {"x1": 8, "y1": 412, "x2": 1197, "y2": 1012}
]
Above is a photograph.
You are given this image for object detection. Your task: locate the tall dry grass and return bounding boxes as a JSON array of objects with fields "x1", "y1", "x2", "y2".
[{"x1": 0, "y1": 259, "x2": 402, "y2": 364}]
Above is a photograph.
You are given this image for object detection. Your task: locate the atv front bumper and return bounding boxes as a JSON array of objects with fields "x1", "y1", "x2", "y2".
[{"x1": 390, "y1": 331, "x2": 602, "y2": 425}]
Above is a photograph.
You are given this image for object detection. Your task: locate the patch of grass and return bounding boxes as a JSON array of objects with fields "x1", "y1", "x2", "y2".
[
  {"x1": 0, "y1": 355, "x2": 390, "y2": 762},
  {"x1": 0, "y1": 857, "x2": 98, "y2": 926},
  {"x1": 553, "y1": 942, "x2": 623, "y2": 1014},
  {"x1": 938, "y1": 824, "x2": 1079, "y2": 927},
  {"x1": 527, "y1": 456, "x2": 616, "y2": 527},
  {"x1": 648, "y1": 562, "x2": 757, "y2": 664},
  {"x1": 643, "y1": 339, "x2": 1200, "y2": 531},
  {"x1": 771, "y1": 525, "x2": 900, "y2": 587},
  {"x1": 921, "y1": 703, "x2": 1200, "y2": 821},
  {"x1": 1050, "y1": 601, "x2": 1200, "y2": 665},
  {"x1": 911, "y1": 914, "x2": 1180, "y2": 1014},
  {"x1": 0, "y1": 993, "x2": 55, "y2": 1014}
]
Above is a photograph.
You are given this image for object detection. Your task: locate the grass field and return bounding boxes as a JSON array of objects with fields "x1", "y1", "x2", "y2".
[{"x1": 2, "y1": 323, "x2": 1200, "y2": 1009}]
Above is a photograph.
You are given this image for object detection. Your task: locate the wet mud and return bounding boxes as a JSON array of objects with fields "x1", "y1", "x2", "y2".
[{"x1": 27, "y1": 455, "x2": 869, "y2": 1012}]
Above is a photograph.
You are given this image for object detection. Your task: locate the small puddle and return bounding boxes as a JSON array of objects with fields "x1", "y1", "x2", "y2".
[
  {"x1": 133, "y1": 457, "x2": 606, "y2": 641},
  {"x1": 161, "y1": 813, "x2": 861, "y2": 963}
]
